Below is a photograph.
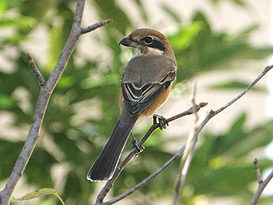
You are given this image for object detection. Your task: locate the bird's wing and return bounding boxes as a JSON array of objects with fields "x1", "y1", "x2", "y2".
[{"x1": 122, "y1": 69, "x2": 176, "y2": 115}]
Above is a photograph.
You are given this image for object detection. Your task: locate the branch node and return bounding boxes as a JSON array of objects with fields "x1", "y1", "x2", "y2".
[
  {"x1": 254, "y1": 158, "x2": 263, "y2": 184},
  {"x1": 200, "y1": 102, "x2": 208, "y2": 107},
  {"x1": 27, "y1": 53, "x2": 46, "y2": 87}
]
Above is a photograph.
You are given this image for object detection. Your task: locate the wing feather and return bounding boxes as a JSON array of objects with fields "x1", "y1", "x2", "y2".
[{"x1": 122, "y1": 70, "x2": 175, "y2": 115}]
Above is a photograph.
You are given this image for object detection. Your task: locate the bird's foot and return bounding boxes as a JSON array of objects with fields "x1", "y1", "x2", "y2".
[
  {"x1": 153, "y1": 114, "x2": 169, "y2": 130},
  {"x1": 131, "y1": 134, "x2": 145, "y2": 155}
]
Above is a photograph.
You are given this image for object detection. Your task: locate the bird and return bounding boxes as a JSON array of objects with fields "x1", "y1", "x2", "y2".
[{"x1": 87, "y1": 28, "x2": 177, "y2": 182}]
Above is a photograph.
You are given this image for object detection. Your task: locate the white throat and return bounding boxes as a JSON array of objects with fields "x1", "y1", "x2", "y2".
[{"x1": 131, "y1": 47, "x2": 164, "y2": 58}]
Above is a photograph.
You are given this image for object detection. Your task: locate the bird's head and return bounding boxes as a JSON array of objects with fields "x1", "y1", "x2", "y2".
[{"x1": 119, "y1": 28, "x2": 174, "y2": 58}]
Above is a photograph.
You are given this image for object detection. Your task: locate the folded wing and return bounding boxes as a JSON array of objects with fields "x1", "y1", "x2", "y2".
[{"x1": 122, "y1": 69, "x2": 175, "y2": 116}]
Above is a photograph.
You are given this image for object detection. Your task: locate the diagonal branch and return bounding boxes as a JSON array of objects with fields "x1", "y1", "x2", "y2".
[
  {"x1": 106, "y1": 144, "x2": 187, "y2": 205},
  {"x1": 95, "y1": 102, "x2": 208, "y2": 204},
  {"x1": 171, "y1": 65, "x2": 273, "y2": 203},
  {"x1": 95, "y1": 64, "x2": 273, "y2": 205},
  {"x1": 196, "y1": 64, "x2": 273, "y2": 137},
  {"x1": 0, "y1": 0, "x2": 112, "y2": 204},
  {"x1": 213, "y1": 65, "x2": 273, "y2": 115}
]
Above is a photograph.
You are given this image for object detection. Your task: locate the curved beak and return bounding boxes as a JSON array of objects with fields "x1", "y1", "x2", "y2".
[{"x1": 119, "y1": 37, "x2": 138, "y2": 47}]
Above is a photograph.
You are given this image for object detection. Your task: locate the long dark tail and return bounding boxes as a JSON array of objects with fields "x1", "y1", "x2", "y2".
[{"x1": 87, "y1": 111, "x2": 138, "y2": 181}]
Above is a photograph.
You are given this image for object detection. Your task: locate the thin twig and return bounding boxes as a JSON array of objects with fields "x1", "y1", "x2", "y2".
[
  {"x1": 254, "y1": 158, "x2": 263, "y2": 183},
  {"x1": 27, "y1": 53, "x2": 45, "y2": 86},
  {"x1": 191, "y1": 83, "x2": 199, "y2": 122},
  {"x1": 95, "y1": 102, "x2": 208, "y2": 204},
  {"x1": 173, "y1": 85, "x2": 199, "y2": 205},
  {"x1": 0, "y1": 0, "x2": 112, "y2": 204},
  {"x1": 250, "y1": 159, "x2": 273, "y2": 205},
  {"x1": 213, "y1": 65, "x2": 273, "y2": 115},
  {"x1": 194, "y1": 64, "x2": 273, "y2": 137},
  {"x1": 81, "y1": 19, "x2": 113, "y2": 34},
  {"x1": 173, "y1": 84, "x2": 205, "y2": 205},
  {"x1": 166, "y1": 102, "x2": 208, "y2": 123}
]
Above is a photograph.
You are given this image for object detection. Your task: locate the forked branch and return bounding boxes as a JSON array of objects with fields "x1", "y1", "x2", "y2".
[
  {"x1": 0, "y1": 0, "x2": 112, "y2": 204},
  {"x1": 95, "y1": 65, "x2": 273, "y2": 205},
  {"x1": 173, "y1": 65, "x2": 273, "y2": 204},
  {"x1": 250, "y1": 158, "x2": 273, "y2": 205},
  {"x1": 95, "y1": 102, "x2": 208, "y2": 204}
]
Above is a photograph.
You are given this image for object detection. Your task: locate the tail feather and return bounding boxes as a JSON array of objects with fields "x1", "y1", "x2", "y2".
[{"x1": 87, "y1": 113, "x2": 137, "y2": 181}]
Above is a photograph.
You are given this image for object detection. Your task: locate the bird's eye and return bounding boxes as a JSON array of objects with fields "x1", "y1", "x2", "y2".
[{"x1": 142, "y1": 37, "x2": 153, "y2": 44}]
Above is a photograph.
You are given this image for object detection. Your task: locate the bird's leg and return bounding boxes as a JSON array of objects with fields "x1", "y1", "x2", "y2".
[
  {"x1": 153, "y1": 113, "x2": 169, "y2": 130},
  {"x1": 131, "y1": 133, "x2": 145, "y2": 155}
]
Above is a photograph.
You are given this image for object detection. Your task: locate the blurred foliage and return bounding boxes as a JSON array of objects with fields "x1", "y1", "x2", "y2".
[
  {"x1": 209, "y1": 80, "x2": 267, "y2": 92},
  {"x1": 0, "y1": 0, "x2": 272, "y2": 205},
  {"x1": 209, "y1": 0, "x2": 247, "y2": 7},
  {"x1": 185, "y1": 113, "x2": 273, "y2": 203}
]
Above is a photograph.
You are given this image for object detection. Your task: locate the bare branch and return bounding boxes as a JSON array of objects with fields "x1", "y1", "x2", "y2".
[
  {"x1": 174, "y1": 65, "x2": 273, "y2": 204},
  {"x1": 95, "y1": 64, "x2": 273, "y2": 205},
  {"x1": 81, "y1": 19, "x2": 113, "y2": 34},
  {"x1": 250, "y1": 159, "x2": 273, "y2": 205},
  {"x1": 95, "y1": 102, "x2": 208, "y2": 204},
  {"x1": 214, "y1": 65, "x2": 273, "y2": 115},
  {"x1": 194, "y1": 65, "x2": 273, "y2": 138},
  {"x1": 105, "y1": 144, "x2": 187, "y2": 205},
  {"x1": 0, "y1": 0, "x2": 112, "y2": 204},
  {"x1": 27, "y1": 53, "x2": 45, "y2": 86},
  {"x1": 166, "y1": 102, "x2": 208, "y2": 123}
]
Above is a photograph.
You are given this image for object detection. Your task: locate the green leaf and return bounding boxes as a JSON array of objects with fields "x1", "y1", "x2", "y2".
[
  {"x1": 187, "y1": 113, "x2": 273, "y2": 197},
  {"x1": 21, "y1": 0, "x2": 53, "y2": 21},
  {"x1": 0, "y1": 1, "x2": 7, "y2": 13},
  {"x1": 14, "y1": 188, "x2": 57, "y2": 201},
  {"x1": 0, "y1": 140, "x2": 25, "y2": 180},
  {"x1": 0, "y1": 16, "x2": 36, "y2": 29},
  {"x1": 0, "y1": 94, "x2": 15, "y2": 109},
  {"x1": 46, "y1": 20, "x2": 65, "y2": 72},
  {"x1": 171, "y1": 11, "x2": 273, "y2": 82},
  {"x1": 209, "y1": 0, "x2": 247, "y2": 7},
  {"x1": 168, "y1": 22, "x2": 204, "y2": 51},
  {"x1": 94, "y1": 0, "x2": 132, "y2": 35},
  {"x1": 14, "y1": 188, "x2": 65, "y2": 205}
]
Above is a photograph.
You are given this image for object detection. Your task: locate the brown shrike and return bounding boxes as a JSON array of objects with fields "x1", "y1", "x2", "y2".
[{"x1": 87, "y1": 28, "x2": 177, "y2": 181}]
